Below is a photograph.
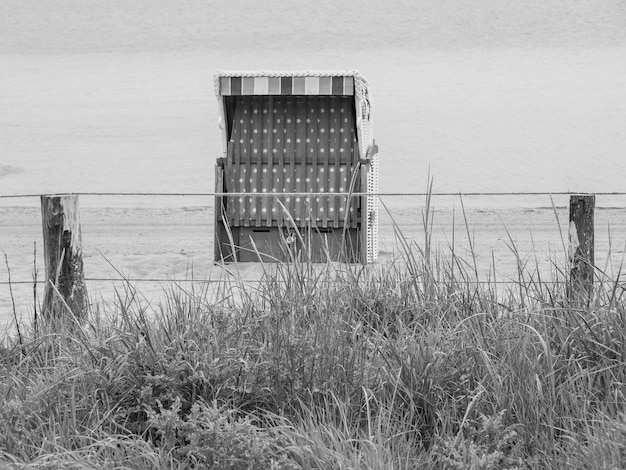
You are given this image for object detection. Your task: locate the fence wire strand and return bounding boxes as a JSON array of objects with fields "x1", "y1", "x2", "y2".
[
  {"x1": 3, "y1": 191, "x2": 626, "y2": 199},
  {"x1": 0, "y1": 279, "x2": 568, "y2": 286}
]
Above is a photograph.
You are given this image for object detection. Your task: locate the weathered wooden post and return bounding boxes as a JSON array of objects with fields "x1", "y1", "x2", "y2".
[
  {"x1": 568, "y1": 194, "x2": 595, "y2": 305},
  {"x1": 41, "y1": 195, "x2": 88, "y2": 321}
]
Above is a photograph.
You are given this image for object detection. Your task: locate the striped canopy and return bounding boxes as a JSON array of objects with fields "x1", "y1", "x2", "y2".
[{"x1": 216, "y1": 71, "x2": 365, "y2": 96}]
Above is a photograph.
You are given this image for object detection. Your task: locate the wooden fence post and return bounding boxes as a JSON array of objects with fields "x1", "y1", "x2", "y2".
[
  {"x1": 568, "y1": 194, "x2": 595, "y2": 305},
  {"x1": 41, "y1": 195, "x2": 88, "y2": 321}
]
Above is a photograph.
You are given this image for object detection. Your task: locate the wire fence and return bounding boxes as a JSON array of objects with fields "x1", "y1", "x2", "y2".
[
  {"x1": 3, "y1": 191, "x2": 626, "y2": 198},
  {"x1": 0, "y1": 280, "x2": 567, "y2": 286},
  {"x1": 0, "y1": 190, "x2": 623, "y2": 287}
]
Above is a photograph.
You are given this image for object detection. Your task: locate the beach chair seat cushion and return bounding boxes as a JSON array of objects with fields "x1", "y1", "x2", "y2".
[{"x1": 224, "y1": 95, "x2": 361, "y2": 228}]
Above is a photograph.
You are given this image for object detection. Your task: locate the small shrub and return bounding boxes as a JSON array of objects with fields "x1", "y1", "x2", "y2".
[
  {"x1": 146, "y1": 397, "x2": 300, "y2": 469},
  {"x1": 433, "y1": 411, "x2": 529, "y2": 470}
]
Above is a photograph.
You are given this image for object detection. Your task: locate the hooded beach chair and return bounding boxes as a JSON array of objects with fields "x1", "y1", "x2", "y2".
[{"x1": 214, "y1": 71, "x2": 378, "y2": 263}]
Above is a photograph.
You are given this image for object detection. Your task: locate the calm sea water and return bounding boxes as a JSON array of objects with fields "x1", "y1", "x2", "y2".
[{"x1": 1, "y1": 0, "x2": 626, "y2": 209}]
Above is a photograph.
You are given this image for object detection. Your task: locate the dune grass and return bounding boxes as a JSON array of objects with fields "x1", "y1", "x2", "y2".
[{"x1": 1, "y1": 203, "x2": 625, "y2": 469}]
